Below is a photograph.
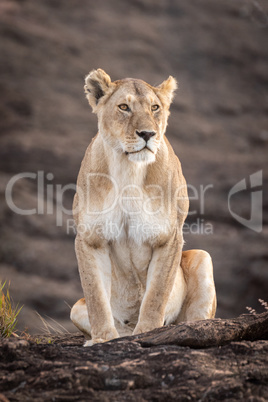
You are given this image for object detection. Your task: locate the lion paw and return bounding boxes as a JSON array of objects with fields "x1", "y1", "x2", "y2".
[
  {"x1": 133, "y1": 324, "x2": 153, "y2": 335},
  {"x1": 84, "y1": 338, "x2": 106, "y2": 347}
]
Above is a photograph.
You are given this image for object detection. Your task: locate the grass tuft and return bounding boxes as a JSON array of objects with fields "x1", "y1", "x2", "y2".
[
  {"x1": 258, "y1": 299, "x2": 268, "y2": 311},
  {"x1": 0, "y1": 281, "x2": 23, "y2": 338},
  {"x1": 35, "y1": 311, "x2": 70, "y2": 335},
  {"x1": 246, "y1": 299, "x2": 268, "y2": 316}
]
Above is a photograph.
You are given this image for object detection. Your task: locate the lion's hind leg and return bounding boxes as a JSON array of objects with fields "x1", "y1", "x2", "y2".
[
  {"x1": 176, "y1": 250, "x2": 217, "y2": 323},
  {"x1": 70, "y1": 298, "x2": 91, "y2": 340}
]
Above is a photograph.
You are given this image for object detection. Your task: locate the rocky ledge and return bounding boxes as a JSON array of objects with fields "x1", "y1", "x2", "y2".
[{"x1": 0, "y1": 312, "x2": 267, "y2": 401}]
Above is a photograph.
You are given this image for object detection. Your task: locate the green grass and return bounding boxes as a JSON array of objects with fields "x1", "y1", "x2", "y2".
[{"x1": 0, "y1": 281, "x2": 23, "y2": 338}]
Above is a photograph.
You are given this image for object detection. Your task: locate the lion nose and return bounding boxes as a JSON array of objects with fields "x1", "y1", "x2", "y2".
[{"x1": 136, "y1": 130, "x2": 156, "y2": 143}]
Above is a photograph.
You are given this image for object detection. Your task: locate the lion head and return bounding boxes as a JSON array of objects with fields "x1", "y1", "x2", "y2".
[{"x1": 84, "y1": 69, "x2": 177, "y2": 164}]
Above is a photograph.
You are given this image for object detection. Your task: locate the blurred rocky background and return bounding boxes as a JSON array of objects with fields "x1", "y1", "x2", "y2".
[{"x1": 0, "y1": 0, "x2": 267, "y2": 334}]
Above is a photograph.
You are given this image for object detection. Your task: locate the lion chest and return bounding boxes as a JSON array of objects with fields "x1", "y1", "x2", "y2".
[{"x1": 83, "y1": 187, "x2": 171, "y2": 246}]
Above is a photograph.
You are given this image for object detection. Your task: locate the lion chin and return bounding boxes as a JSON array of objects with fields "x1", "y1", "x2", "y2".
[{"x1": 127, "y1": 148, "x2": 156, "y2": 164}]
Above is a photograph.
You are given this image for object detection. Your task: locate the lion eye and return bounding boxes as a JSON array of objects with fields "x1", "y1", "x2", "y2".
[
  {"x1": 151, "y1": 105, "x2": 159, "y2": 111},
  {"x1": 118, "y1": 104, "x2": 130, "y2": 111}
]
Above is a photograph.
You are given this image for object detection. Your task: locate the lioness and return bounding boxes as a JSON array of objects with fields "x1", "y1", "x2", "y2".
[{"x1": 70, "y1": 69, "x2": 216, "y2": 346}]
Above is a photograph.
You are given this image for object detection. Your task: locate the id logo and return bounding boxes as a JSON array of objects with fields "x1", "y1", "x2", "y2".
[{"x1": 228, "y1": 170, "x2": 263, "y2": 233}]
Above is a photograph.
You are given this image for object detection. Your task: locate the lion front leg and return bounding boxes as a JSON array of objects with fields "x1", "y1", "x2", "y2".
[
  {"x1": 133, "y1": 231, "x2": 183, "y2": 335},
  {"x1": 74, "y1": 235, "x2": 119, "y2": 345}
]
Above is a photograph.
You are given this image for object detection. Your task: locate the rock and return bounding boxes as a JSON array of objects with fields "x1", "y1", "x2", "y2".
[
  {"x1": 0, "y1": 313, "x2": 267, "y2": 401},
  {"x1": 0, "y1": 0, "x2": 268, "y2": 335},
  {"x1": 134, "y1": 311, "x2": 268, "y2": 347}
]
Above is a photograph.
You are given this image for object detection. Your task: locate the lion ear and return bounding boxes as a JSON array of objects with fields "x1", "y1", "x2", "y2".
[
  {"x1": 156, "y1": 76, "x2": 177, "y2": 107},
  {"x1": 84, "y1": 69, "x2": 113, "y2": 112}
]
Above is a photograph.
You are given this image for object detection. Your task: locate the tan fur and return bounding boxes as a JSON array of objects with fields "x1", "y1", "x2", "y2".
[{"x1": 71, "y1": 69, "x2": 217, "y2": 346}]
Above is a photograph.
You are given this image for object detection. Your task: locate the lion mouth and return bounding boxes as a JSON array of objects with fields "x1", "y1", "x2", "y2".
[{"x1": 125, "y1": 146, "x2": 154, "y2": 156}]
